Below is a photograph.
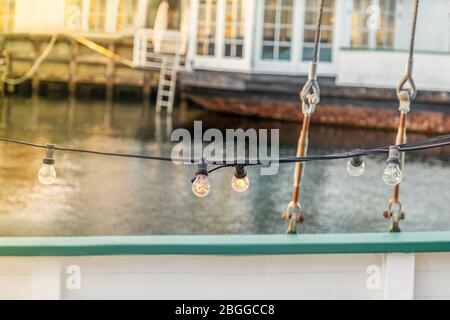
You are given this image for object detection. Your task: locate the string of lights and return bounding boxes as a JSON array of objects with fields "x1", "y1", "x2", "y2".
[{"x1": 0, "y1": 134, "x2": 448, "y2": 196}]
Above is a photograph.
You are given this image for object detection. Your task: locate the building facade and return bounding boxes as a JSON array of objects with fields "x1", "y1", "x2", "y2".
[
  {"x1": 1, "y1": 0, "x2": 450, "y2": 92},
  {"x1": 0, "y1": 0, "x2": 186, "y2": 35},
  {"x1": 186, "y1": 0, "x2": 450, "y2": 92}
]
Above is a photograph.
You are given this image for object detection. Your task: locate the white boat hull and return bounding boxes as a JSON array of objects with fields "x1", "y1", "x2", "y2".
[{"x1": 0, "y1": 233, "x2": 449, "y2": 300}]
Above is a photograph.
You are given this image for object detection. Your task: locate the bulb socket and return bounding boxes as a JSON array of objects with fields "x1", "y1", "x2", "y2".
[
  {"x1": 43, "y1": 144, "x2": 56, "y2": 165},
  {"x1": 195, "y1": 163, "x2": 208, "y2": 176},
  {"x1": 233, "y1": 165, "x2": 247, "y2": 179},
  {"x1": 387, "y1": 146, "x2": 401, "y2": 165},
  {"x1": 42, "y1": 157, "x2": 55, "y2": 165},
  {"x1": 350, "y1": 155, "x2": 364, "y2": 167}
]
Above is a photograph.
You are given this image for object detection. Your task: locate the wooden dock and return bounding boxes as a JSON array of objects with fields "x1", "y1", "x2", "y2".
[{"x1": 0, "y1": 33, "x2": 159, "y2": 98}]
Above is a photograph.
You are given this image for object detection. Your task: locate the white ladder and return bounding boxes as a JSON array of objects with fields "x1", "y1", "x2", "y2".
[{"x1": 156, "y1": 55, "x2": 179, "y2": 114}]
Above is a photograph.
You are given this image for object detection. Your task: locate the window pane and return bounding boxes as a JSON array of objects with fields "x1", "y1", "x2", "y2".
[
  {"x1": 264, "y1": 9, "x2": 276, "y2": 24},
  {"x1": 302, "y1": 47, "x2": 313, "y2": 61},
  {"x1": 279, "y1": 27, "x2": 291, "y2": 42},
  {"x1": 262, "y1": 45, "x2": 275, "y2": 59},
  {"x1": 279, "y1": 46, "x2": 291, "y2": 60}
]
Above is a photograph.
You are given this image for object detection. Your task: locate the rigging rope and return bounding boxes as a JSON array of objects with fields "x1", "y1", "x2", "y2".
[
  {"x1": 311, "y1": 0, "x2": 324, "y2": 64},
  {"x1": 409, "y1": 0, "x2": 419, "y2": 60}
]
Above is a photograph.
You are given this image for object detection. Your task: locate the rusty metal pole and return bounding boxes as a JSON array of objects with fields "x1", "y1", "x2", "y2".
[
  {"x1": 283, "y1": 0, "x2": 324, "y2": 234},
  {"x1": 284, "y1": 114, "x2": 310, "y2": 234},
  {"x1": 384, "y1": 0, "x2": 419, "y2": 232},
  {"x1": 292, "y1": 115, "x2": 311, "y2": 205}
]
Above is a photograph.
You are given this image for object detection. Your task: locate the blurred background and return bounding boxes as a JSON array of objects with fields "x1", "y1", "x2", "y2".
[{"x1": 0, "y1": 0, "x2": 448, "y2": 236}]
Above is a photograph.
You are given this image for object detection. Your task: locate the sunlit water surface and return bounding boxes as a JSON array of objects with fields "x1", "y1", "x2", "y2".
[{"x1": 0, "y1": 97, "x2": 448, "y2": 236}]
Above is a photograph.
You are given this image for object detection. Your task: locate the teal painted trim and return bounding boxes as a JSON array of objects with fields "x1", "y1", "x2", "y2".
[
  {"x1": 340, "y1": 47, "x2": 450, "y2": 56},
  {"x1": 0, "y1": 232, "x2": 450, "y2": 256}
]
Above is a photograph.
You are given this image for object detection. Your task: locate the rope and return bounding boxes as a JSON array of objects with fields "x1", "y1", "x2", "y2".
[
  {"x1": 409, "y1": 0, "x2": 420, "y2": 60},
  {"x1": 311, "y1": 0, "x2": 324, "y2": 64},
  {"x1": 1, "y1": 34, "x2": 58, "y2": 85},
  {"x1": 397, "y1": 0, "x2": 420, "y2": 103}
]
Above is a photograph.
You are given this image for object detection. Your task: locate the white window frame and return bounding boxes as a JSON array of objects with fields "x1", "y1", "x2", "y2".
[
  {"x1": 196, "y1": 0, "x2": 218, "y2": 57},
  {"x1": 254, "y1": 0, "x2": 299, "y2": 73},
  {"x1": 223, "y1": 0, "x2": 245, "y2": 59},
  {"x1": 188, "y1": 0, "x2": 255, "y2": 72},
  {"x1": 260, "y1": 0, "x2": 295, "y2": 61},
  {"x1": 254, "y1": 0, "x2": 339, "y2": 76}
]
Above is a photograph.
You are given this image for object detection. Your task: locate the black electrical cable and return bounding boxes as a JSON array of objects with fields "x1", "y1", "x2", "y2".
[{"x1": 0, "y1": 134, "x2": 448, "y2": 169}]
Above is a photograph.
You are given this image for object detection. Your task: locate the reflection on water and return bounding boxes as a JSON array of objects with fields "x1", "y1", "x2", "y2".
[{"x1": 0, "y1": 96, "x2": 448, "y2": 236}]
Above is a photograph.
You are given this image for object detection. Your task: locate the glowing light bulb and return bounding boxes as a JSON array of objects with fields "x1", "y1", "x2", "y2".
[
  {"x1": 192, "y1": 174, "x2": 211, "y2": 198},
  {"x1": 191, "y1": 162, "x2": 211, "y2": 198},
  {"x1": 231, "y1": 176, "x2": 250, "y2": 192},
  {"x1": 383, "y1": 163, "x2": 402, "y2": 186},
  {"x1": 231, "y1": 165, "x2": 250, "y2": 192},
  {"x1": 38, "y1": 164, "x2": 56, "y2": 185},
  {"x1": 38, "y1": 144, "x2": 56, "y2": 185},
  {"x1": 346, "y1": 155, "x2": 365, "y2": 177},
  {"x1": 383, "y1": 146, "x2": 402, "y2": 186}
]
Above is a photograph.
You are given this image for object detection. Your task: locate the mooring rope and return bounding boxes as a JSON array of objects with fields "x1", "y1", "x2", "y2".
[{"x1": 1, "y1": 34, "x2": 58, "y2": 86}]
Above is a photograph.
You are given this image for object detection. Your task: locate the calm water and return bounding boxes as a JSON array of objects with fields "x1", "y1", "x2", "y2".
[{"x1": 0, "y1": 96, "x2": 448, "y2": 236}]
